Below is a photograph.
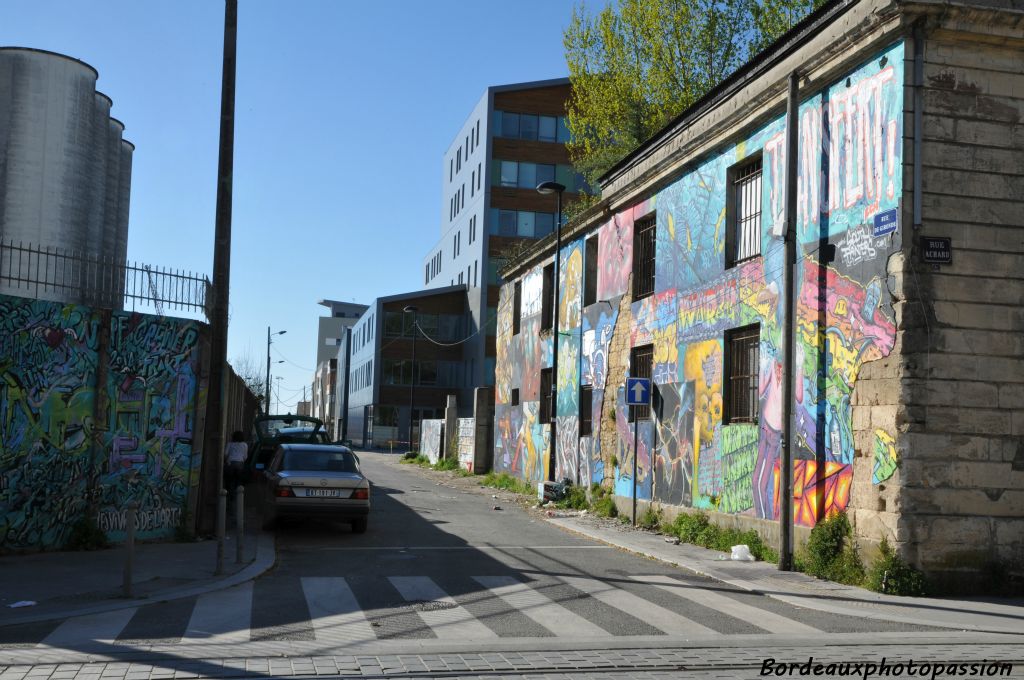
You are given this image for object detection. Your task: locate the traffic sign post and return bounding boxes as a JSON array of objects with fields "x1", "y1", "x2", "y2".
[{"x1": 625, "y1": 378, "x2": 651, "y2": 527}]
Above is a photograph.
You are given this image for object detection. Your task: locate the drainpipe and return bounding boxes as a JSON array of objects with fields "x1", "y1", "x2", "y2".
[
  {"x1": 913, "y1": 21, "x2": 924, "y2": 229},
  {"x1": 780, "y1": 71, "x2": 800, "y2": 572}
]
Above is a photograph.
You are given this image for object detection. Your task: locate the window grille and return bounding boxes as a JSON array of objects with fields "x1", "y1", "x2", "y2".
[
  {"x1": 579, "y1": 385, "x2": 593, "y2": 436},
  {"x1": 540, "y1": 369, "x2": 553, "y2": 424},
  {"x1": 632, "y1": 215, "x2": 656, "y2": 300},
  {"x1": 725, "y1": 325, "x2": 760, "y2": 423},
  {"x1": 731, "y1": 159, "x2": 762, "y2": 264},
  {"x1": 513, "y1": 282, "x2": 521, "y2": 335},
  {"x1": 629, "y1": 345, "x2": 653, "y2": 421}
]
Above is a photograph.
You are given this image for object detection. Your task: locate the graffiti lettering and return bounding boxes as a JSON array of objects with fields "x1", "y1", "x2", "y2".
[
  {"x1": 97, "y1": 506, "x2": 182, "y2": 533},
  {"x1": 836, "y1": 224, "x2": 878, "y2": 268}
]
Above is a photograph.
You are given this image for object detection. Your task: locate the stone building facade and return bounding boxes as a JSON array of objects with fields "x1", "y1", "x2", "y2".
[{"x1": 492, "y1": 0, "x2": 1023, "y2": 591}]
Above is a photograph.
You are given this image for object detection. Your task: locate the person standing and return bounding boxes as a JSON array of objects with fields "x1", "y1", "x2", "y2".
[{"x1": 224, "y1": 430, "x2": 248, "y2": 493}]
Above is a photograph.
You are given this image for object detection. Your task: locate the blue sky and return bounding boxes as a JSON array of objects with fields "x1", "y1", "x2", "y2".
[{"x1": 3, "y1": 0, "x2": 581, "y2": 411}]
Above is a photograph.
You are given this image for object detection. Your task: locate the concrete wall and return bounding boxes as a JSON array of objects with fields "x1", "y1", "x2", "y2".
[{"x1": 0, "y1": 293, "x2": 209, "y2": 549}]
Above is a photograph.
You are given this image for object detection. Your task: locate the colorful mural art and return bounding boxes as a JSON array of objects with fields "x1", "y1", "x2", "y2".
[
  {"x1": 0, "y1": 294, "x2": 206, "y2": 549},
  {"x1": 494, "y1": 42, "x2": 904, "y2": 528},
  {"x1": 420, "y1": 419, "x2": 444, "y2": 465}
]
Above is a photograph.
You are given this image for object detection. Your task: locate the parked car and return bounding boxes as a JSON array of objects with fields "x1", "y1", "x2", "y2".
[
  {"x1": 259, "y1": 443, "x2": 370, "y2": 533},
  {"x1": 247, "y1": 415, "x2": 331, "y2": 478}
]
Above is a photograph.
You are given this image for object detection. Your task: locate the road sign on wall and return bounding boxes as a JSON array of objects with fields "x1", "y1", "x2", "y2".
[{"x1": 625, "y1": 377, "x2": 651, "y2": 406}]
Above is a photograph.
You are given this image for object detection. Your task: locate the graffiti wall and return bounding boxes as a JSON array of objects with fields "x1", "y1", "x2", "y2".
[
  {"x1": 456, "y1": 418, "x2": 475, "y2": 473},
  {"x1": 420, "y1": 419, "x2": 444, "y2": 465},
  {"x1": 0, "y1": 293, "x2": 207, "y2": 549},
  {"x1": 494, "y1": 43, "x2": 904, "y2": 527}
]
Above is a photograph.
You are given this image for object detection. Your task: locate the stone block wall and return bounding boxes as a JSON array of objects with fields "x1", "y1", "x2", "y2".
[{"x1": 894, "y1": 15, "x2": 1024, "y2": 590}]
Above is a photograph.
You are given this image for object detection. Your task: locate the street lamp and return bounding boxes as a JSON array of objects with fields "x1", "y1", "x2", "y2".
[
  {"x1": 537, "y1": 181, "x2": 565, "y2": 482},
  {"x1": 275, "y1": 376, "x2": 284, "y2": 414},
  {"x1": 403, "y1": 305, "x2": 419, "y2": 449},
  {"x1": 266, "y1": 327, "x2": 287, "y2": 412}
]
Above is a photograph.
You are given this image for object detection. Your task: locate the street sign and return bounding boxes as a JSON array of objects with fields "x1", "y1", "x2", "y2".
[
  {"x1": 872, "y1": 208, "x2": 898, "y2": 237},
  {"x1": 625, "y1": 377, "x2": 651, "y2": 406},
  {"x1": 921, "y1": 236, "x2": 952, "y2": 264}
]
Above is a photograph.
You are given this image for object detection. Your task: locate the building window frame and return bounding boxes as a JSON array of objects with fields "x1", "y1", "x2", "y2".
[
  {"x1": 726, "y1": 155, "x2": 763, "y2": 267},
  {"x1": 540, "y1": 263, "x2": 554, "y2": 331},
  {"x1": 632, "y1": 213, "x2": 656, "y2": 300},
  {"x1": 539, "y1": 368, "x2": 553, "y2": 424},
  {"x1": 724, "y1": 324, "x2": 761, "y2": 424},
  {"x1": 629, "y1": 344, "x2": 653, "y2": 422},
  {"x1": 584, "y1": 235, "x2": 598, "y2": 307},
  {"x1": 579, "y1": 384, "x2": 593, "y2": 436},
  {"x1": 512, "y1": 281, "x2": 522, "y2": 335}
]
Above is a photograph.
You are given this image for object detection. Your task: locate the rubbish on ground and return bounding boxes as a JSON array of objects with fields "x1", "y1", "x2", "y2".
[
  {"x1": 7, "y1": 601, "x2": 36, "y2": 608},
  {"x1": 664, "y1": 536, "x2": 681, "y2": 545},
  {"x1": 730, "y1": 544, "x2": 755, "y2": 561},
  {"x1": 492, "y1": 505, "x2": 502, "y2": 511}
]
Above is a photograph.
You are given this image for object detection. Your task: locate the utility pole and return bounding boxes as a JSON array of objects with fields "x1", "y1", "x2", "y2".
[{"x1": 199, "y1": 0, "x2": 238, "y2": 534}]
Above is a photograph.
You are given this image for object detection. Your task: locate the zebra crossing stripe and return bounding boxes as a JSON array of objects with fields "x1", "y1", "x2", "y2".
[
  {"x1": 388, "y1": 576, "x2": 497, "y2": 640},
  {"x1": 559, "y1": 574, "x2": 718, "y2": 635},
  {"x1": 301, "y1": 577, "x2": 376, "y2": 644},
  {"x1": 182, "y1": 581, "x2": 253, "y2": 643},
  {"x1": 631, "y1": 574, "x2": 821, "y2": 634},
  {"x1": 39, "y1": 607, "x2": 137, "y2": 648},
  {"x1": 473, "y1": 575, "x2": 609, "y2": 638}
]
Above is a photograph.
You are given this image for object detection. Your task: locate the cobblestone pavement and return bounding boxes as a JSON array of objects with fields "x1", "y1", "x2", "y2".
[{"x1": 1, "y1": 639, "x2": 1022, "y2": 679}]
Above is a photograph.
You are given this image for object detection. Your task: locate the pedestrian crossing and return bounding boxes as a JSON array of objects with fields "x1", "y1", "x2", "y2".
[{"x1": 15, "y1": 573, "x2": 827, "y2": 649}]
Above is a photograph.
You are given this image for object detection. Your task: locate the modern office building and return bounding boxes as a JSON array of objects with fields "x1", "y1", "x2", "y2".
[
  {"x1": 346, "y1": 285, "x2": 469, "y2": 448},
  {"x1": 421, "y1": 78, "x2": 588, "y2": 391},
  {"x1": 0, "y1": 48, "x2": 134, "y2": 304},
  {"x1": 311, "y1": 299, "x2": 368, "y2": 439}
]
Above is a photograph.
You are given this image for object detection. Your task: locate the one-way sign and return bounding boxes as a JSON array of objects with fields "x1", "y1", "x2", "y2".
[{"x1": 625, "y1": 377, "x2": 651, "y2": 405}]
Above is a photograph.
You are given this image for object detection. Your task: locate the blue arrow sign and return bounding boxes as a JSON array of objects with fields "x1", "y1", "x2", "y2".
[{"x1": 625, "y1": 377, "x2": 651, "y2": 406}]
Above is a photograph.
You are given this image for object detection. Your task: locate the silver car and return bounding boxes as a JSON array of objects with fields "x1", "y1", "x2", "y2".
[{"x1": 260, "y1": 444, "x2": 370, "y2": 533}]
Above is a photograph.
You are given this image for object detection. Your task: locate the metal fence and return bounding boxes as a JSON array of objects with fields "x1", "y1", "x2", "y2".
[{"x1": 0, "y1": 238, "x2": 211, "y2": 320}]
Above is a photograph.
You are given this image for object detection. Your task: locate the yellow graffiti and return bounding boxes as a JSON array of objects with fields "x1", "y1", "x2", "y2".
[
  {"x1": 683, "y1": 340, "x2": 723, "y2": 501},
  {"x1": 560, "y1": 247, "x2": 583, "y2": 331}
]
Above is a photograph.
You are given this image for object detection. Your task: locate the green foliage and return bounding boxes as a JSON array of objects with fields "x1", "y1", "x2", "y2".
[
  {"x1": 590, "y1": 484, "x2": 618, "y2": 518},
  {"x1": 481, "y1": 472, "x2": 535, "y2": 496},
  {"x1": 400, "y1": 454, "x2": 430, "y2": 466},
  {"x1": 668, "y1": 512, "x2": 777, "y2": 563},
  {"x1": 865, "y1": 539, "x2": 927, "y2": 596},
  {"x1": 797, "y1": 512, "x2": 865, "y2": 585},
  {"x1": 555, "y1": 485, "x2": 590, "y2": 510},
  {"x1": 432, "y1": 456, "x2": 460, "y2": 471},
  {"x1": 564, "y1": 0, "x2": 825, "y2": 188},
  {"x1": 65, "y1": 516, "x2": 108, "y2": 551},
  {"x1": 638, "y1": 506, "x2": 662, "y2": 531}
]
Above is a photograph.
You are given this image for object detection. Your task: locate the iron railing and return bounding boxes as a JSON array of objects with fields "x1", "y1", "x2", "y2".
[{"x1": 0, "y1": 238, "x2": 211, "y2": 320}]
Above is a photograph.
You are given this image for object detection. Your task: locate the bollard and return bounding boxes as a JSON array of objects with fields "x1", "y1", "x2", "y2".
[
  {"x1": 235, "y1": 485, "x2": 245, "y2": 564},
  {"x1": 215, "y1": 488, "x2": 227, "y2": 575},
  {"x1": 123, "y1": 500, "x2": 139, "y2": 598}
]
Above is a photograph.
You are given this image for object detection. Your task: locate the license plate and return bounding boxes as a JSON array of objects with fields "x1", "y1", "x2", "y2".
[{"x1": 305, "y1": 489, "x2": 341, "y2": 498}]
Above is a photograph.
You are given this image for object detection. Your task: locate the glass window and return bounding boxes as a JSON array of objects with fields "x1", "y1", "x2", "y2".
[
  {"x1": 535, "y1": 212, "x2": 554, "y2": 238},
  {"x1": 500, "y1": 160, "x2": 518, "y2": 187},
  {"x1": 518, "y1": 162, "x2": 536, "y2": 189},
  {"x1": 384, "y1": 312, "x2": 404, "y2": 337},
  {"x1": 501, "y1": 112, "x2": 520, "y2": 138},
  {"x1": 420, "y1": 361, "x2": 437, "y2": 385},
  {"x1": 557, "y1": 116, "x2": 571, "y2": 143},
  {"x1": 536, "y1": 163, "x2": 555, "y2": 185},
  {"x1": 555, "y1": 164, "x2": 574, "y2": 189},
  {"x1": 539, "y1": 115, "x2": 557, "y2": 142},
  {"x1": 519, "y1": 114, "x2": 538, "y2": 140},
  {"x1": 517, "y1": 211, "x2": 535, "y2": 238},
  {"x1": 499, "y1": 210, "x2": 517, "y2": 235}
]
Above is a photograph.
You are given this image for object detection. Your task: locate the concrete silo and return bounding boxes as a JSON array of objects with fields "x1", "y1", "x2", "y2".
[{"x1": 0, "y1": 47, "x2": 134, "y2": 305}]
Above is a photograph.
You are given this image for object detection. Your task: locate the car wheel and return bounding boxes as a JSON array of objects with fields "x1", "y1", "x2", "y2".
[{"x1": 350, "y1": 518, "x2": 368, "y2": 534}]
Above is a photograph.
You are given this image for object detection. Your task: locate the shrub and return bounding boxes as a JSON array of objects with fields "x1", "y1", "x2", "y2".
[
  {"x1": 555, "y1": 485, "x2": 589, "y2": 510},
  {"x1": 667, "y1": 512, "x2": 777, "y2": 563},
  {"x1": 865, "y1": 538, "x2": 926, "y2": 596},
  {"x1": 400, "y1": 454, "x2": 429, "y2": 466},
  {"x1": 588, "y1": 484, "x2": 618, "y2": 517},
  {"x1": 65, "y1": 516, "x2": 108, "y2": 551},
  {"x1": 638, "y1": 506, "x2": 662, "y2": 531},
  {"x1": 432, "y1": 456, "x2": 460, "y2": 471},
  {"x1": 798, "y1": 512, "x2": 865, "y2": 585},
  {"x1": 481, "y1": 472, "x2": 535, "y2": 496}
]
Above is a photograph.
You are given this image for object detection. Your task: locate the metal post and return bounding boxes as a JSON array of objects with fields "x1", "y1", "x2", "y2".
[
  {"x1": 235, "y1": 485, "x2": 244, "y2": 564},
  {"x1": 122, "y1": 501, "x2": 138, "y2": 598},
  {"x1": 216, "y1": 488, "x2": 227, "y2": 575},
  {"x1": 549, "y1": 188, "x2": 563, "y2": 482},
  {"x1": 410, "y1": 317, "x2": 417, "y2": 448},
  {"x1": 265, "y1": 326, "x2": 271, "y2": 411},
  {"x1": 631, "y1": 423, "x2": 639, "y2": 526},
  {"x1": 780, "y1": 71, "x2": 800, "y2": 571}
]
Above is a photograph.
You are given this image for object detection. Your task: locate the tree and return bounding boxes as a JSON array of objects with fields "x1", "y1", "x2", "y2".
[
  {"x1": 230, "y1": 352, "x2": 266, "y2": 404},
  {"x1": 564, "y1": 0, "x2": 826, "y2": 190}
]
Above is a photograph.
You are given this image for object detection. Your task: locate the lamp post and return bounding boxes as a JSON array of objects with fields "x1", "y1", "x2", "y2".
[
  {"x1": 403, "y1": 305, "x2": 419, "y2": 449},
  {"x1": 266, "y1": 327, "x2": 286, "y2": 412},
  {"x1": 537, "y1": 181, "x2": 565, "y2": 482}
]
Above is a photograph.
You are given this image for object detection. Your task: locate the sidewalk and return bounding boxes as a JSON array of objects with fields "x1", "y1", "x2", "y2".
[
  {"x1": 542, "y1": 512, "x2": 1024, "y2": 635},
  {"x1": 0, "y1": 505, "x2": 275, "y2": 627}
]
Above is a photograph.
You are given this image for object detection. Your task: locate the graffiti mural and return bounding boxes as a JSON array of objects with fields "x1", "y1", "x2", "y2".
[
  {"x1": 420, "y1": 419, "x2": 444, "y2": 465},
  {"x1": 494, "y1": 43, "x2": 904, "y2": 528},
  {"x1": 456, "y1": 418, "x2": 475, "y2": 472},
  {"x1": 0, "y1": 294, "x2": 206, "y2": 549}
]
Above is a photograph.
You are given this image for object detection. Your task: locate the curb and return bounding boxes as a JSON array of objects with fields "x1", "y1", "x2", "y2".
[{"x1": 2, "y1": 531, "x2": 276, "y2": 626}]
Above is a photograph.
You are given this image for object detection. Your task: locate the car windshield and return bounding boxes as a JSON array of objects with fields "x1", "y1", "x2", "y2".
[{"x1": 282, "y1": 450, "x2": 359, "y2": 473}]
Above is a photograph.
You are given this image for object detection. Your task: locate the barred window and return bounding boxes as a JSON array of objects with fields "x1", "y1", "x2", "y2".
[
  {"x1": 579, "y1": 385, "x2": 593, "y2": 436},
  {"x1": 725, "y1": 325, "x2": 760, "y2": 423},
  {"x1": 540, "y1": 368, "x2": 553, "y2": 424},
  {"x1": 629, "y1": 344, "x2": 653, "y2": 422},
  {"x1": 584, "y1": 236, "x2": 598, "y2": 307},
  {"x1": 513, "y1": 282, "x2": 521, "y2": 335},
  {"x1": 541, "y1": 263, "x2": 554, "y2": 331},
  {"x1": 728, "y1": 158, "x2": 762, "y2": 266},
  {"x1": 632, "y1": 214, "x2": 656, "y2": 300}
]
